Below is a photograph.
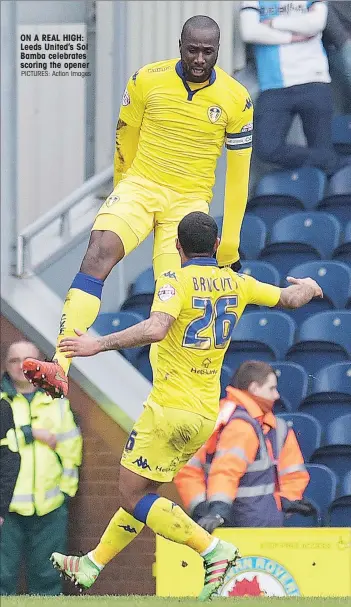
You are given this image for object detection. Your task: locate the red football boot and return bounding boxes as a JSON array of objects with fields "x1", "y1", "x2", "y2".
[{"x1": 22, "y1": 358, "x2": 68, "y2": 398}]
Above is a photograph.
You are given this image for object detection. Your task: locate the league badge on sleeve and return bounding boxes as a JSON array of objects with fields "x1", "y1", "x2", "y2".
[
  {"x1": 158, "y1": 284, "x2": 176, "y2": 302},
  {"x1": 122, "y1": 89, "x2": 131, "y2": 106}
]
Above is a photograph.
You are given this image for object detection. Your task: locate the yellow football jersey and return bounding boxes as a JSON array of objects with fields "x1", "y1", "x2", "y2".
[
  {"x1": 119, "y1": 58, "x2": 253, "y2": 201},
  {"x1": 148, "y1": 258, "x2": 280, "y2": 421}
]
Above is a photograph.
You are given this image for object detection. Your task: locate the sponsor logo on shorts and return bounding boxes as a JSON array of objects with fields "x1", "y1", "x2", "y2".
[
  {"x1": 219, "y1": 556, "x2": 300, "y2": 597},
  {"x1": 208, "y1": 106, "x2": 222, "y2": 123},
  {"x1": 118, "y1": 524, "x2": 137, "y2": 534},
  {"x1": 133, "y1": 456, "x2": 151, "y2": 470},
  {"x1": 158, "y1": 284, "x2": 176, "y2": 301},
  {"x1": 122, "y1": 89, "x2": 130, "y2": 106}
]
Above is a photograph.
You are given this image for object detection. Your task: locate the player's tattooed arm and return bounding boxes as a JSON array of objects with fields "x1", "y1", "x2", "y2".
[
  {"x1": 278, "y1": 277, "x2": 323, "y2": 309},
  {"x1": 115, "y1": 119, "x2": 128, "y2": 165},
  {"x1": 113, "y1": 119, "x2": 140, "y2": 187},
  {"x1": 100, "y1": 312, "x2": 175, "y2": 351},
  {"x1": 58, "y1": 312, "x2": 175, "y2": 358}
]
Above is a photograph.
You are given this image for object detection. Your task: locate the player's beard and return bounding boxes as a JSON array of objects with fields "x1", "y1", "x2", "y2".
[{"x1": 181, "y1": 60, "x2": 213, "y2": 83}]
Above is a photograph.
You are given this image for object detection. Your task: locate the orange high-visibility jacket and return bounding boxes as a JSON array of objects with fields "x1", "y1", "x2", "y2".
[{"x1": 175, "y1": 387, "x2": 309, "y2": 523}]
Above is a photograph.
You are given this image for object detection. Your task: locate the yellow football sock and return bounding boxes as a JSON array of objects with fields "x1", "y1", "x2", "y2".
[
  {"x1": 54, "y1": 272, "x2": 103, "y2": 374},
  {"x1": 91, "y1": 508, "x2": 144, "y2": 567},
  {"x1": 136, "y1": 495, "x2": 213, "y2": 554}
]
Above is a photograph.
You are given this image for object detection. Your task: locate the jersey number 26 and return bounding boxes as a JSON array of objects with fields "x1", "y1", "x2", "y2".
[{"x1": 183, "y1": 296, "x2": 238, "y2": 350}]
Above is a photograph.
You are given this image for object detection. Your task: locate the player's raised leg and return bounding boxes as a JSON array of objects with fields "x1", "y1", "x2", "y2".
[
  {"x1": 22, "y1": 229, "x2": 124, "y2": 398},
  {"x1": 23, "y1": 180, "x2": 156, "y2": 398}
]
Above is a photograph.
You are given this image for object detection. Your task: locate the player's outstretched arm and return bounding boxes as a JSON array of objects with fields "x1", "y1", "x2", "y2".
[
  {"x1": 58, "y1": 312, "x2": 175, "y2": 358},
  {"x1": 278, "y1": 276, "x2": 323, "y2": 309}
]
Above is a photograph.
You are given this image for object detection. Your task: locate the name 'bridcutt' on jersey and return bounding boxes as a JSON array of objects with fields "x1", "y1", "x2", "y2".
[{"x1": 149, "y1": 259, "x2": 280, "y2": 421}]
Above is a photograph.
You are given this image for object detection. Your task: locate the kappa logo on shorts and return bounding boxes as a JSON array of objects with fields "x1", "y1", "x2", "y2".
[
  {"x1": 105, "y1": 195, "x2": 120, "y2": 208},
  {"x1": 133, "y1": 456, "x2": 151, "y2": 470},
  {"x1": 208, "y1": 106, "x2": 222, "y2": 123}
]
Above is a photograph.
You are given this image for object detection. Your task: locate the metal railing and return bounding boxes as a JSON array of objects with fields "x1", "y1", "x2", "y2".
[{"x1": 16, "y1": 166, "x2": 113, "y2": 277}]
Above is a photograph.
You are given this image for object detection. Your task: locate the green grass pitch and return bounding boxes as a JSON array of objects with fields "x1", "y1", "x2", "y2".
[{"x1": 1, "y1": 597, "x2": 350, "y2": 607}]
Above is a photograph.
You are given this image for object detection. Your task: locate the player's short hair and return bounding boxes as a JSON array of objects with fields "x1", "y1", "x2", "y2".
[
  {"x1": 181, "y1": 15, "x2": 220, "y2": 43},
  {"x1": 230, "y1": 361, "x2": 275, "y2": 390},
  {"x1": 178, "y1": 212, "x2": 218, "y2": 257}
]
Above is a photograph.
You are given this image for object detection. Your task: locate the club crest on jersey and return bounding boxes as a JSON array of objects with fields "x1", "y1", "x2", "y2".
[{"x1": 208, "y1": 106, "x2": 222, "y2": 123}]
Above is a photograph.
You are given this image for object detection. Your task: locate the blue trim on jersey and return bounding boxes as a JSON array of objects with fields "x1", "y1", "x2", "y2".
[
  {"x1": 226, "y1": 142, "x2": 252, "y2": 151},
  {"x1": 226, "y1": 130, "x2": 252, "y2": 138},
  {"x1": 70, "y1": 272, "x2": 104, "y2": 298},
  {"x1": 133, "y1": 493, "x2": 160, "y2": 523},
  {"x1": 255, "y1": 1, "x2": 283, "y2": 91},
  {"x1": 182, "y1": 257, "x2": 218, "y2": 268},
  {"x1": 175, "y1": 60, "x2": 216, "y2": 101}
]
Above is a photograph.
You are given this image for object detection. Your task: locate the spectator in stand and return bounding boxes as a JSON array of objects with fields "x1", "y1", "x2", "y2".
[
  {"x1": 0, "y1": 341, "x2": 82, "y2": 595},
  {"x1": 323, "y1": 1, "x2": 351, "y2": 114},
  {"x1": 240, "y1": 1, "x2": 349, "y2": 175},
  {"x1": 175, "y1": 361, "x2": 314, "y2": 530}
]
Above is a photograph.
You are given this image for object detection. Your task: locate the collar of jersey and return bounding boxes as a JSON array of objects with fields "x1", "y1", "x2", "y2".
[
  {"x1": 182, "y1": 257, "x2": 218, "y2": 268},
  {"x1": 175, "y1": 60, "x2": 216, "y2": 100}
]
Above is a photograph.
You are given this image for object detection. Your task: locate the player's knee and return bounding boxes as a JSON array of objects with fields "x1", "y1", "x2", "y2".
[{"x1": 80, "y1": 231, "x2": 125, "y2": 279}]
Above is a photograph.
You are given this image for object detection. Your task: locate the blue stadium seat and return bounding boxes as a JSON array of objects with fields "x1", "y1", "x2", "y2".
[
  {"x1": 333, "y1": 220, "x2": 351, "y2": 264},
  {"x1": 284, "y1": 261, "x2": 351, "y2": 324},
  {"x1": 240, "y1": 261, "x2": 280, "y2": 286},
  {"x1": 220, "y1": 364, "x2": 232, "y2": 399},
  {"x1": 121, "y1": 267, "x2": 155, "y2": 318},
  {"x1": 240, "y1": 261, "x2": 281, "y2": 313},
  {"x1": 311, "y1": 362, "x2": 351, "y2": 396},
  {"x1": 318, "y1": 167, "x2": 351, "y2": 224},
  {"x1": 328, "y1": 469, "x2": 351, "y2": 527},
  {"x1": 92, "y1": 311, "x2": 144, "y2": 364},
  {"x1": 286, "y1": 311, "x2": 351, "y2": 376},
  {"x1": 329, "y1": 497, "x2": 351, "y2": 527},
  {"x1": 130, "y1": 267, "x2": 155, "y2": 296},
  {"x1": 311, "y1": 414, "x2": 351, "y2": 484},
  {"x1": 248, "y1": 168, "x2": 326, "y2": 228},
  {"x1": 214, "y1": 213, "x2": 267, "y2": 259},
  {"x1": 228, "y1": 312, "x2": 296, "y2": 367},
  {"x1": 277, "y1": 413, "x2": 322, "y2": 462},
  {"x1": 259, "y1": 213, "x2": 341, "y2": 277},
  {"x1": 332, "y1": 115, "x2": 351, "y2": 155},
  {"x1": 284, "y1": 464, "x2": 338, "y2": 527},
  {"x1": 299, "y1": 362, "x2": 351, "y2": 427},
  {"x1": 135, "y1": 347, "x2": 152, "y2": 382},
  {"x1": 272, "y1": 362, "x2": 309, "y2": 412}
]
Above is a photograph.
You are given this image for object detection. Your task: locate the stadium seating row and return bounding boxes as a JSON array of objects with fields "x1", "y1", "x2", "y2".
[
  {"x1": 247, "y1": 165, "x2": 351, "y2": 227},
  {"x1": 215, "y1": 213, "x2": 351, "y2": 267},
  {"x1": 119, "y1": 258, "x2": 351, "y2": 322},
  {"x1": 284, "y1": 464, "x2": 350, "y2": 528},
  {"x1": 94, "y1": 308, "x2": 351, "y2": 378}
]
